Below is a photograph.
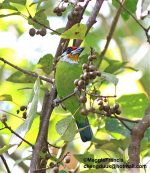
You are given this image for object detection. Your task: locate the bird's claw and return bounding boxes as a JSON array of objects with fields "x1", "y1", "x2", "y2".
[{"x1": 53, "y1": 99, "x2": 60, "y2": 107}]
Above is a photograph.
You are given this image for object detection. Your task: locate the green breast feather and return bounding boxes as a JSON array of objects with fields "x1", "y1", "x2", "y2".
[{"x1": 55, "y1": 61, "x2": 82, "y2": 114}]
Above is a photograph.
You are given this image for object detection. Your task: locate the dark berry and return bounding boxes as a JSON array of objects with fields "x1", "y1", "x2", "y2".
[
  {"x1": 113, "y1": 103, "x2": 119, "y2": 110},
  {"x1": 60, "y1": 6, "x2": 66, "y2": 12},
  {"x1": 39, "y1": 28, "x2": 47, "y2": 36},
  {"x1": 103, "y1": 98, "x2": 107, "y2": 102},
  {"x1": 1, "y1": 114, "x2": 7, "y2": 123},
  {"x1": 98, "y1": 100, "x2": 103, "y2": 105},
  {"x1": 22, "y1": 112, "x2": 27, "y2": 119},
  {"x1": 78, "y1": 80, "x2": 84, "y2": 87},
  {"x1": 53, "y1": 7, "x2": 60, "y2": 13},
  {"x1": 91, "y1": 55, "x2": 96, "y2": 59},
  {"x1": 115, "y1": 109, "x2": 121, "y2": 115},
  {"x1": 88, "y1": 107, "x2": 95, "y2": 112},
  {"x1": 96, "y1": 71, "x2": 101, "y2": 76},
  {"x1": 83, "y1": 72, "x2": 90, "y2": 80},
  {"x1": 89, "y1": 72, "x2": 97, "y2": 79},
  {"x1": 20, "y1": 105, "x2": 27, "y2": 111},
  {"x1": 89, "y1": 65, "x2": 96, "y2": 71},
  {"x1": 81, "y1": 108, "x2": 88, "y2": 116},
  {"x1": 64, "y1": 156, "x2": 71, "y2": 163},
  {"x1": 82, "y1": 63, "x2": 88, "y2": 70},
  {"x1": 79, "y1": 95, "x2": 87, "y2": 103},
  {"x1": 110, "y1": 108, "x2": 115, "y2": 114},
  {"x1": 53, "y1": 166, "x2": 59, "y2": 173},
  {"x1": 29, "y1": 28, "x2": 36, "y2": 37},
  {"x1": 88, "y1": 56, "x2": 93, "y2": 61},
  {"x1": 80, "y1": 74, "x2": 84, "y2": 80},
  {"x1": 104, "y1": 104, "x2": 110, "y2": 112},
  {"x1": 74, "y1": 79, "x2": 79, "y2": 86}
]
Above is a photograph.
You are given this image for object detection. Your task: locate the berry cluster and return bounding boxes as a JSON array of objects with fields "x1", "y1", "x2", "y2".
[
  {"x1": 53, "y1": 0, "x2": 83, "y2": 19},
  {"x1": 74, "y1": 53, "x2": 101, "y2": 116},
  {"x1": 97, "y1": 98, "x2": 121, "y2": 116},
  {"x1": 29, "y1": 28, "x2": 47, "y2": 37},
  {"x1": 17, "y1": 105, "x2": 27, "y2": 119},
  {"x1": 53, "y1": 6, "x2": 66, "y2": 16}
]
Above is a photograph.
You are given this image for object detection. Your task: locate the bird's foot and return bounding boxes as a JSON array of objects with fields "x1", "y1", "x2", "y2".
[{"x1": 53, "y1": 99, "x2": 60, "y2": 107}]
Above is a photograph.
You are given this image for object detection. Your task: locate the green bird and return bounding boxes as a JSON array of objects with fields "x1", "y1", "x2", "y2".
[{"x1": 55, "y1": 46, "x2": 93, "y2": 142}]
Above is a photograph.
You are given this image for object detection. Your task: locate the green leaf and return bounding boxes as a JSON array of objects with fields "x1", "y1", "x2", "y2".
[
  {"x1": 0, "y1": 12, "x2": 20, "y2": 18},
  {"x1": 28, "y1": 10, "x2": 49, "y2": 29},
  {"x1": 104, "y1": 58, "x2": 128, "y2": 74},
  {"x1": 61, "y1": 23, "x2": 87, "y2": 40},
  {"x1": 0, "y1": 144, "x2": 15, "y2": 155},
  {"x1": 56, "y1": 116, "x2": 77, "y2": 141},
  {"x1": 37, "y1": 54, "x2": 53, "y2": 74},
  {"x1": 0, "y1": 2, "x2": 18, "y2": 11},
  {"x1": 105, "y1": 118, "x2": 130, "y2": 137},
  {"x1": 7, "y1": 0, "x2": 26, "y2": 5},
  {"x1": 74, "y1": 152, "x2": 94, "y2": 165},
  {"x1": 8, "y1": 78, "x2": 40, "y2": 154},
  {"x1": 101, "y1": 72, "x2": 118, "y2": 85},
  {"x1": 0, "y1": 94, "x2": 12, "y2": 101},
  {"x1": 51, "y1": 27, "x2": 64, "y2": 35},
  {"x1": 117, "y1": 93, "x2": 149, "y2": 118},
  {"x1": 112, "y1": 0, "x2": 136, "y2": 20},
  {"x1": 7, "y1": 71, "x2": 36, "y2": 83},
  {"x1": 14, "y1": 155, "x2": 31, "y2": 167}
]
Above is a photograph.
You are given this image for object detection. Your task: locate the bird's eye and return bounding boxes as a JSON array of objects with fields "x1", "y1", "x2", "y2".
[{"x1": 66, "y1": 47, "x2": 72, "y2": 54}]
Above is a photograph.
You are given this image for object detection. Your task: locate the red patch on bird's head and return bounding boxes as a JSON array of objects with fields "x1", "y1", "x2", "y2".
[{"x1": 71, "y1": 46, "x2": 77, "y2": 50}]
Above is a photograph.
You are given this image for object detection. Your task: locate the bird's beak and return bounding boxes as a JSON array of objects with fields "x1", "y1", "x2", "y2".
[{"x1": 71, "y1": 47, "x2": 84, "y2": 55}]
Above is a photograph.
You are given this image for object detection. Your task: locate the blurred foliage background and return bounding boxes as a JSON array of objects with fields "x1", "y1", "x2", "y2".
[{"x1": 0, "y1": 0, "x2": 150, "y2": 173}]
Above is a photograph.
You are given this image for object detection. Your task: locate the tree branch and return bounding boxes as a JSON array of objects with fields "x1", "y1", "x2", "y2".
[
  {"x1": 75, "y1": 0, "x2": 105, "y2": 47},
  {"x1": 98, "y1": 0, "x2": 125, "y2": 66},
  {"x1": 1, "y1": 122, "x2": 34, "y2": 148},
  {"x1": 55, "y1": 0, "x2": 91, "y2": 58},
  {"x1": 29, "y1": 87, "x2": 57, "y2": 173},
  {"x1": 0, "y1": 57, "x2": 53, "y2": 84},
  {"x1": 0, "y1": 155, "x2": 11, "y2": 173},
  {"x1": 129, "y1": 103, "x2": 150, "y2": 173}
]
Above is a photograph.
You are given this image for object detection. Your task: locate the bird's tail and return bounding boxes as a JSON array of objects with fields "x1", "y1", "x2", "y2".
[{"x1": 76, "y1": 117, "x2": 93, "y2": 142}]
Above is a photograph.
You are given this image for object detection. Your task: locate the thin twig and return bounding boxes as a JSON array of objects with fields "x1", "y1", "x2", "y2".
[
  {"x1": 115, "y1": 0, "x2": 146, "y2": 31},
  {"x1": 75, "y1": 0, "x2": 105, "y2": 47},
  {"x1": 0, "y1": 155, "x2": 11, "y2": 173},
  {"x1": 83, "y1": 89, "x2": 117, "y2": 98},
  {"x1": 94, "y1": 111, "x2": 140, "y2": 123},
  {"x1": 53, "y1": 90, "x2": 77, "y2": 106},
  {"x1": 2, "y1": 122, "x2": 34, "y2": 148},
  {"x1": 113, "y1": 113, "x2": 132, "y2": 131},
  {"x1": 0, "y1": 109, "x2": 24, "y2": 120},
  {"x1": 0, "y1": 57, "x2": 53, "y2": 84},
  {"x1": 99, "y1": 0, "x2": 125, "y2": 66}
]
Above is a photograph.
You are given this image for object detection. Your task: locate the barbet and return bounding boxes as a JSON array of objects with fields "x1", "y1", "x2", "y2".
[{"x1": 55, "y1": 46, "x2": 93, "y2": 142}]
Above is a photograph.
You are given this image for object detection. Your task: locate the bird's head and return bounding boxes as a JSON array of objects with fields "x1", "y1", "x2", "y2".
[{"x1": 61, "y1": 46, "x2": 84, "y2": 64}]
